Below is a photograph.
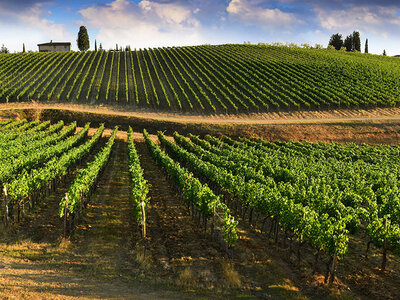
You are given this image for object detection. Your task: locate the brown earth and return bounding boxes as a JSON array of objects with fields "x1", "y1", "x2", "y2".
[
  {"x1": 3, "y1": 102, "x2": 400, "y2": 125},
  {"x1": 2, "y1": 103, "x2": 400, "y2": 145}
]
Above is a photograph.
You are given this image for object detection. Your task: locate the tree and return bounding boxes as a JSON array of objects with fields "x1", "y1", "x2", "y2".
[
  {"x1": 116, "y1": 44, "x2": 118, "y2": 51},
  {"x1": 383, "y1": 49, "x2": 387, "y2": 56},
  {"x1": 365, "y1": 39, "x2": 368, "y2": 53},
  {"x1": 0, "y1": 44, "x2": 9, "y2": 53},
  {"x1": 99, "y1": 43, "x2": 103, "y2": 50},
  {"x1": 314, "y1": 44, "x2": 323, "y2": 49},
  {"x1": 344, "y1": 34, "x2": 353, "y2": 51},
  {"x1": 77, "y1": 26, "x2": 90, "y2": 51},
  {"x1": 95, "y1": 39, "x2": 97, "y2": 51},
  {"x1": 329, "y1": 33, "x2": 343, "y2": 50},
  {"x1": 22, "y1": 43, "x2": 26, "y2": 53},
  {"x1": 352, "y1": 31, "x2": 361, "y2": 52}
]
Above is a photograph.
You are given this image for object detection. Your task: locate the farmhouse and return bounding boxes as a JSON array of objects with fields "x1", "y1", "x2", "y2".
[{"x1": 38, "y1": 41, "x2": 71, "y2": 52}]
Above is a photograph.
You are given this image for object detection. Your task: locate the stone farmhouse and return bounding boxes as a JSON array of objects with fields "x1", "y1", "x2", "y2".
[{"x1": 38, "y1": 41, "x2": 71, "y2": 52}]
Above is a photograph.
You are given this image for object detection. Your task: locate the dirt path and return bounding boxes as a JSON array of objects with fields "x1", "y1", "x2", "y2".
[{"x1": 3, "y1": 102, "x2": 400, "y2": 125}]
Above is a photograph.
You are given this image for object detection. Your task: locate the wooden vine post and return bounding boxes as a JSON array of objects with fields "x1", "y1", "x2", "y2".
[
  {"x1": 140, "y1": 200, "x2": 146, "y2": 238},
  {"x1": 382, "y1": 218, "x2": 388, "y2": 271},
  {"x1": 63, "y1": 193, "x2": 69, "y2": 237},
  {"x1": 211, "y1": 207, "x2": 215, "y2": 236},
  {"x1": 3, "y1": 186, "x2": 8, "y2": 226}
]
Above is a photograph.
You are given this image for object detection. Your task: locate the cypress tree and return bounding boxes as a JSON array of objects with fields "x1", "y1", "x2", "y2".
[
  {"x1": 352, "y1": 31, "x2": 361, "y2": 51},
  {"x1": 365, "y1": 39, "x2": 368, "y2": 53},
  {"x1": 116, "y1": 44, "x2": 118, "y2": 51},
  {"x1": 344, "y1": 34, "x2": 353, "y2": 51},
  {"x1": 99, "y1": 43, "x2": 103, "y2": 50},
  {"x1": 22, "y1": 43, "x2": 26, "y2": 53},
  {"x1": 95, "y1": 39, "x2": 97, "y2": 51},
  {"x1": 383, "y1": 49, "x2": 387, "y2": 56},
  {"x1": 77, "y1": 26, "x2": 90, "y2": 51},
  {"x1": 328, "y1": 33, "x2": 343, "y2": 50}
]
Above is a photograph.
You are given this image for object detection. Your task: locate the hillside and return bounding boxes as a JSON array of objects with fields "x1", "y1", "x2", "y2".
[
  {"x1": 0, "y1": 44, "x2": 399, "y2": 114},
  {"x1": 1, "y1": 119, "x2": 400, "y2": 299}
]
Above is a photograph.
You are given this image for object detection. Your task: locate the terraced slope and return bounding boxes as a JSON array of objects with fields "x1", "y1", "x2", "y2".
[{"x1": 0, "y1": 44, "x2": 399, "y2": 114}]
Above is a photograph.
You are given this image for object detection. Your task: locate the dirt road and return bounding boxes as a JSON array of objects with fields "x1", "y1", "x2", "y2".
[{"x1": 3, "y1": 102, "x2": 400, "y2": 124}]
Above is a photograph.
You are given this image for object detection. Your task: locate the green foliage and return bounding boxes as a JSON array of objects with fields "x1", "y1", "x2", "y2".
[
  {"x1": 59, "y1": 126, "x2": 118, "y2": 217},
  {"x1": 96, "y1": 50, "x2": 109, "y2": 100},
  {"x1": 1, "y1": 45, "x2": 400, "y2": 112},
  {"x1": 365, "y1": 38, "x2": 369, "y2": 54},
  {"x1": 105, "y1": 51, "x2": 115, "y2": 101},
  {"x1": 76, "y1": 51, "x2": 99, "y2": 100},
  {"x1": 77, "y1": 26, "x2": 90, "y2": 52},
  {"x1": 0, "y1": 44, "x2": 9, "y2": 53},
  {"x1": 144, "y1": 129, "x2": 238, "y2": 246},
  {"x1": 127, "y1": 127, "x2": 150, "y2": 224},
  {"x1": 6, "y1": 124, "x2": 104, "y2": 203},
  {"x1": 329, "y1": 33, "x2": 343, "y2": 50},
  {"x1": 0, "y1": 121, "x2": 79, "y2": 184},
  {"x1": 352, "y1": 31, "x2": 361, "y2": 52},
  {"x1": 344, "y1": 34, "x2": 353, "y2": 51},
  {"x1": 167, "y1": 131, "x2": 400, "y2": 262},
  {"x1": 115, "y1": 52, "x2": 120, "y2": 101},
  {"x1": 314, "y1": 44, "x2": 324, "y2": 49}
]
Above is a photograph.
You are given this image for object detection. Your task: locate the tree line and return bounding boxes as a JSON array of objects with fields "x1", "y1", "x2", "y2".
[
  {"x1": 329, "y1": 32, "x2": 389, "y2": 56},
  {"x1": 328, "y1": 31, "x2": 365, "y2": 52}
]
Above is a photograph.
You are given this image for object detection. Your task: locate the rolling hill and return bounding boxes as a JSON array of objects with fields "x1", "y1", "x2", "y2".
[{"x1": 0, "y1": 44, "x2": 399, "y2": 114}]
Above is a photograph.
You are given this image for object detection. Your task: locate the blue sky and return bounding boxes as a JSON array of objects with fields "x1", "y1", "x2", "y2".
[{"x1": 0, "y1": 0, "x2": 399, "y2": 55}]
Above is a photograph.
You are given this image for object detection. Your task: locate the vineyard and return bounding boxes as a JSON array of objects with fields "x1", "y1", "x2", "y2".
[
  {"x1": 1, "y1": 45, "x2": 400, "y2": 114},
  {"x1": 1, "y1": 117, "x2": 400, "y2": 299}
]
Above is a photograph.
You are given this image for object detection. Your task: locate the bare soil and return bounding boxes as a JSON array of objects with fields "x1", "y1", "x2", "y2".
[{"x1": 3, "y1": 102, "x2": 400, "y2": 124}]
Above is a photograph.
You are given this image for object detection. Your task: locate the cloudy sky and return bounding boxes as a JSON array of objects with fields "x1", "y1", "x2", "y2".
[{"x1": 0, "y1": 0, "x2": 399, "y2": 54}]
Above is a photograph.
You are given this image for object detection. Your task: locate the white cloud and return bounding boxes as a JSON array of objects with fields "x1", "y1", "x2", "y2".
[
  {"x1": 226, "y1": 0, "x2": 300, "y2": 29},
  {"x1": 315, "y1": 6, "x2": 400, "y2": 37},
  {"x1": 0, "y1": 3, "x2": 73, "y2": 51},
  {"x1": 78, "y1": 0, "x2": 203, "y2": 49}
]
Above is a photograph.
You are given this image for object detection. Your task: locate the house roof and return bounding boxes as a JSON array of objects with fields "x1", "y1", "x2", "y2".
[{"x1": 38, "y1": 42, "x2": 71, "y2": 46}]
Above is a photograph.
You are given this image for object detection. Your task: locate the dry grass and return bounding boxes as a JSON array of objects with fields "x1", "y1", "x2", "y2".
[
  {"x1": 177, "y1": 267, "x2": 197, "y2": 287},
  {"x1": 58, "y1": 238, "x2": 72, "y2": 250},
  {"x1": 132, "y1": 244, "x2": 152, "y2": 270},
  {"x1": 220, "y1": 260, "x2": 241, "y2": 289}
]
